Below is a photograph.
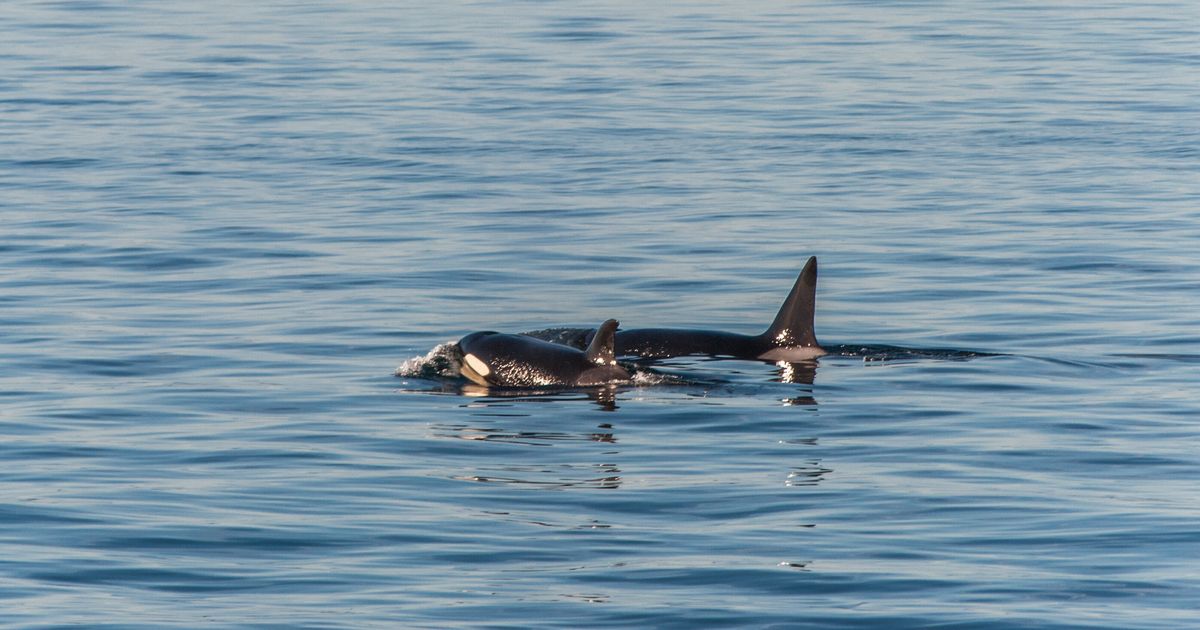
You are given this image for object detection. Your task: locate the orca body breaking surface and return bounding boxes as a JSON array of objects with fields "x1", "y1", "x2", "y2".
[
  {"x1": 456, "y1": 319, "x2": 630, "y2": 388},
  {"x1": 524, "y1": 257, "x2": 825, "y2": 362}
]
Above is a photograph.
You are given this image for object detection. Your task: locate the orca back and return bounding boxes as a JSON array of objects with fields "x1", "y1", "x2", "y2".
[{"x1": 459, "y1": 320, "x2": 628, "y2": 387}]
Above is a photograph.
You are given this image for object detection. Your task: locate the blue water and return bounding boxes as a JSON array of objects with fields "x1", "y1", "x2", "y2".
[{"x1": 3, "y1": 1, "x2": 1199, "y2": 627}]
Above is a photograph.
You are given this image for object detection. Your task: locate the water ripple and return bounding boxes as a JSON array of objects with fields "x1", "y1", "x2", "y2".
[{"x1": 1, "y1": 0, "x2": 1198, "y2": 627}]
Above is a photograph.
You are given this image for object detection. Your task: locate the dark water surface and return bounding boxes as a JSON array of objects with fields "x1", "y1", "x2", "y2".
[{"x1": 3, "y1": 1, "x2": 1199, "y2": 627}]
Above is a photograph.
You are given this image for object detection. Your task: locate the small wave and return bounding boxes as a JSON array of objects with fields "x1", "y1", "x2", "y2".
[
  {"x1": 828, "y1": 344, "x2": 999, "y2": 362},
  {"x1": 630, "y1": 369, "x2": 688, "y2": 387},
  {"x1": 1111, "y1": 352, "x2": 1200, "y2": 364}
]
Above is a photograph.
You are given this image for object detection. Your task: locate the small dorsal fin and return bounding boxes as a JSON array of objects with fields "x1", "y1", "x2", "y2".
[
  {"x1": 761, "y1": 257, "x2": 820, "y2": 348},
  {"x1": 585, "y1": 319, "x2": 619, "y2": 365}
]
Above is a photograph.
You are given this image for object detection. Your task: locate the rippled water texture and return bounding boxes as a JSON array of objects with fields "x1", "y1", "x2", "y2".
[{"x1": 3, "y1": 1, "x2": 1199, "y2": 627}]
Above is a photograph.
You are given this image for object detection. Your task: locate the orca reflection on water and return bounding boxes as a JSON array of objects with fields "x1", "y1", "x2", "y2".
[
  {"x1": 457, "y1": 318, "x2": 631, "y2": 388},
  {"x1": 526, "y1": 256, "x2": 825, "y2": 362}
]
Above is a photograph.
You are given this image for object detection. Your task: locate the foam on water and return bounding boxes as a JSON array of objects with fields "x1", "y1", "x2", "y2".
[{"x1": 395, "y1": 341, "x2": 462, "y2": 379}]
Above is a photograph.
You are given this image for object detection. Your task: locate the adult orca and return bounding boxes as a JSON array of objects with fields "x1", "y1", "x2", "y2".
[
  {"x1": 457, "y1": 319, "x2": 631, "y2": 388},
  {"x1": 525, "y1": 257, "x2": 825, "y2": 362}
]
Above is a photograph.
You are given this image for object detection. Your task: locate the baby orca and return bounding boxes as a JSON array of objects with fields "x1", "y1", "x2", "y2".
[
  {"x1": 457, "y1": 319, "x2": 630, "y2": 388},
  {"x1": 525, "y1": 257, "x2": 825, "y2": 362}
]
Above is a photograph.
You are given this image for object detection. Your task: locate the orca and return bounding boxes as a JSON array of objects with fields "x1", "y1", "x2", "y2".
[
  {"x1": 457, "y1": 318, "x2": 631, "y2": 388},
  {"x1": 524, "y1": 257, "x2": 825, "y2": 362}
]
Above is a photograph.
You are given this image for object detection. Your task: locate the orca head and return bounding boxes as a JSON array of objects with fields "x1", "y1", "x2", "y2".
[{"x1": 456, "y1": 331, "x2": 506, "y2": 387}]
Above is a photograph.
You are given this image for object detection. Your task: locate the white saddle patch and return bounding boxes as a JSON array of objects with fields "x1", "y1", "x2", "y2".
[{"x1": 757, "y1": 345, "x2": 826, "y2": 362}]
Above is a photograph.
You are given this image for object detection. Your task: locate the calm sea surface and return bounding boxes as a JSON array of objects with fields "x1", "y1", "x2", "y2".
[{"x1": 3, "y1": 1, "x2": 1199, "y2": 627}]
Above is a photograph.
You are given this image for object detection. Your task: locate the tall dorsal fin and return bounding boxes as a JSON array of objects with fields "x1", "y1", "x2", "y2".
[
  {"x1": 761, "y1": 256, "x2": 820, "y2": 348},
  {"x1": 585, "y1": 319, "x2": 619, "y2": 365}
]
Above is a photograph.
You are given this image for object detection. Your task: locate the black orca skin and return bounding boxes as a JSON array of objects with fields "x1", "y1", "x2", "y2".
[
  {"x1": 457, "y1": 319, "x2": 630, "y2": 387},
  {"x1": 525, "y1": 257, "x2": 824, "y2": 362}
]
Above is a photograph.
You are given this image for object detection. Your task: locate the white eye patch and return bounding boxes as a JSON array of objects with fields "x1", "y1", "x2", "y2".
[{"x1": 463, "y1": 353, "x2": 491, "y2": 377}]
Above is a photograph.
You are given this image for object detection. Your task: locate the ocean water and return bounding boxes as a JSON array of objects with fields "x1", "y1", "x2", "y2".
[{"x1": 3, "y1": 0, "x2": 1199, "y2": 627}]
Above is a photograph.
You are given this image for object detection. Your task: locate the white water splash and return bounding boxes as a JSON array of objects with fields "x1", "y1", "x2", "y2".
[{"x1": 394, "y1": 342, "x2": 462, "y2": 378}]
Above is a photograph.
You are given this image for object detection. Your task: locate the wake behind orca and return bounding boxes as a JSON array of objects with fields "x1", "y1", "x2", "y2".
[{"x1": 523, "y1": 256, "x2": 824, "y2": 362}]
